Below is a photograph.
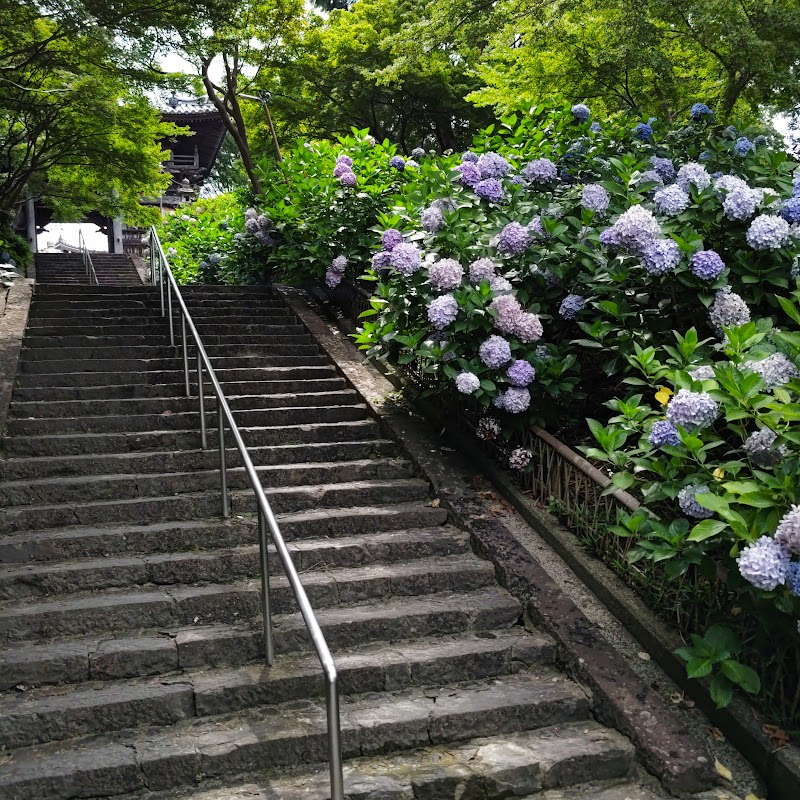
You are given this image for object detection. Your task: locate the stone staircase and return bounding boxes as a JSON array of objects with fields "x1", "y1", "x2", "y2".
[
  {"x1": 0, "y1": 285, "x2": 664, "y2": 800},
  {"x1": 35, "y1": 253, "x2": 143, "y2": 286}
]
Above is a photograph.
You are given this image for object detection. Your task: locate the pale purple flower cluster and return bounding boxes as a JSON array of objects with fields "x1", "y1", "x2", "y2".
[
  {"x1": 476, "y1": 416, "x2": 501, "y2": 440},
  {"x1": 421, "y1": 205, "x2": 445, "y2": 233},
  {"x1": 428, "y1": 258, "x2": 463, "y2": 291},
  {"x1": 332, "y1": 162, "x2": 351, "y2": 178},
  {"x1": 689, "y1": 365, "x2": 715, "y2": 381},
  {"x1": 490, "y1": 295, "x2": 523, "y2": 334},
  {"x1": 244, "y1": 208, "x2": 276, "y2": 245},
  {"x1": 746, "y1": 214, "x2": 790, "y2": 250},
  {"x1": 507, "y1": 359, "x2": 536, "y2": 386},
  {"x1": 456, "y1": 162, "x2": 481, "y2": 187},
  {"x1": 743, "y1": 428, "x2": 785, "y2": 467},
  {"x1": 389, "y1": 155, "x2": 406, "y2": 170},
  {"x1": 469, "y1": 258, "x2": 497, "y2": 284},
  {"x1": 475, "y1": 178, "x2": 505, "y2": 203},
  {"x1": 747, "y1": 353, "x2": 800, "y2": 387},
  {"x1": 666, "y1": 389, "x2": 718, "y2": 430},
  {"x1": 497, "y1": 222, "x2": 532, "y2": 255},
  {"x1": 581, "y1": 184, "x2": 610, "y2": 214},
  {"x1": 737, "y1": 536, "x2": 790, "y2": 590},
  {"x1": 455, "y1": 371, "x2": 480, "y2": 395},
  {"x1": 634, "y1": 170, "x2": 664, "y2": 192},
  {"x1": 325, "y1": 254, "x2": 347, "y2": 288},
  {"x1": 788, "y1": 564, "x2": 800, "y2": 597},
  {"x1": 651, "y1": 156, "x2": 676, "y2": 182},
  {"x1": 340, "y1": 172, "x2": 357, "y2": 187},
  {"x1": 509, "y1": 448, "x2": 532, "y2": 469},
  {"x1": 604, "y1": 205, "x2": 661, "y2": 253},
  {"x1": 516, "y1": 312, "x2": 544, "y2": 343},
  {"x1": 381, "y1": 229, "x2": 403, "y2": 251},
  {"x1": 571, "y1": 103, "x2": 591, "y2": 122},
  {"x1": 491, "y1": 276, "x2": 513, "y2": 293},
  {"x1": 522, "y1": 158, "x2": 558, "y2": 183},
  {"x1": 336, "y1": 154, "x2": 353, "y2": 167},
  {"x1": 723, "y1": 185, "x2": 762, "y2": 221},
  {"x1": 642, "y1": 239, "x2": 681, "y2": 275},
  {"x1": 709, "y1": 287, "x2": 750, "y2": 335},
  {"x1": 690, "y1": 249, "x2": 725, "y2": 280},
  {"x1": 648, "y1": 420, "x2": 680, "y2": 447},
  {"x1": 477, "y1": 152, "x2": 511, "y2": 179},
  {"x1": 528, "y1": 216, "x2": 548, "y2": 238},
  {"x1": 479, "y1": 335, "x2": 512, "y2": 368},
  {"x1": 427, "y1": 294, "x2": 458, "y2": 330},
  {"x1": 678, "y1": 485, "x2": 714, "y2": 519},
  {"x1": 372, "y1": 251, "x2": 392, "y2": 270},
  {"x1": 494, "y1": 387, "x2": 531, "y2": 413},
  {"x1": 775, "y1": 505, "x2": 800, "y2": 555},
  {"x1": 462, "y1": 151, "x2": 478, "y2": 163},
  {"x1": 390, "y1": 242, "x2": 422, "y2": 275},
  {"x1": 411, "y1": 147, "x2": 426, "y2": 159},
  {"x1": 654, "y1": 184, "x2": 691, "y2": 216},
  {"x1": 559, "y1": 294, "x2": 586, "y2": 320},
  {"x1": 781, "y1": 197, "x2": 800, "y2": 224},
  {"x1": 677, "y1": 162, "x2": 711, "y2": 193},
  {"x1": 334, "y1": 154, "x2": 357, "y2": 186}
]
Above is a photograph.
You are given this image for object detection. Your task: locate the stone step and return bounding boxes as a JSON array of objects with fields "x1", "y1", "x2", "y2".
[
  {"x1": 0, "y1": 676, "x2": 599, "y2": 799},
  {"x1": 5, "y1": 403, "x2": 368, "y2": 436},
  {"x1": 0, "y1": 457, "x2": 413, "y2": 507},
  {"x1": 0, "y1": 526, "x2": 469, "y2": 599},
  {"x1": 21, "y1": 335, "x2": 313, "y2": 352},
  {"x1": 0, "y1": 586, "x2": 518, "y2": 689},
  {"x1": 0, "y1": 503, "x2": 448, "y2": 563},
  {"x1": 0, "y1": 477, "x2": 431, "y2": 532},
  {"x1": 28, "y1": 299, "x2": 288, "y2": 313},
  {"x1": 0, "y1": 630, "x2": 554, "y2": 749},
  {"x1": 0, "y1": 554, "x2": 496, "y2": 640},
  {"x1": 0, "y1": 439, "x2": 394, "y2": 481},
  {"x1": 3, "y1": 418, "x2": 382, "y2": 456},
  {"x1": 24, "y1": 322, "x2": 304, "y2": 337}
]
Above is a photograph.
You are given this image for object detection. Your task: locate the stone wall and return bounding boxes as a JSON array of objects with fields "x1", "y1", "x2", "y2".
[{"x1": 0, "y1": 279, "x2": 34, "y2": 433}]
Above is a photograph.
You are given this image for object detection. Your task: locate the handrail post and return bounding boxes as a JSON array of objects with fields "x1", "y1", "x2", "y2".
[
  {"x1": 197, "y1": 351, "x2": 207, "y2": 449},
  {"x1": 181, "y1": 313, "x2": 190, "y2": 397},
  {"x1": 218, "y1": 403, "x2": 229, "y2": 517},
  {"x1": 167, "y1": 279, "x2": 174, "y2": 346},
  {"x1": 326, "y1": 679, "x2": 345, "y2": 800},
  {"x1": 258, "y1": 509, "x2": 275, "y2": 665}
]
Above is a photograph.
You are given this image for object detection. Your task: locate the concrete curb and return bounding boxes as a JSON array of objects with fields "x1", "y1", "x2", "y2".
[
  {"x1": 0, "y1": 279, "x2": 33, "y2": 436},
  {"x1": 281, "y1": 286, "x2": 717, "y2": 795}
]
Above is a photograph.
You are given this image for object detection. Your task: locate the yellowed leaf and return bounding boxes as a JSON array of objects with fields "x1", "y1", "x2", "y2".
[
  {"x1": 711, "y1": 727, "x2": 725, "y2": 741},
  {"x1": 715, "y1": 758, "x2": 732, "y2": 781},
  {"x1": 745, "y1": 794, "x2": 766, "y2": 800},
  {"x1": 655, "y1": 386, "x2": 673, "y2": 406},
  {"x1": 713, "y1": 467, "x2": 726, "y2": 479}
]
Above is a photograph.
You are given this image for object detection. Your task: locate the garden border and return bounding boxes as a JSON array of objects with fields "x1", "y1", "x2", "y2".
[
  {"x1": 0, "y1": 279, "x2": 33, "y2": 435},
  {"x1": 281, "y1": 284, "x2": 717, "y2": 795}
]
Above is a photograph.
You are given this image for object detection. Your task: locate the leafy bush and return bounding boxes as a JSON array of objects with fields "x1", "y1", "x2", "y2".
[{"x1": 0, "y1": 225, "x2": 32, "y2": 273}]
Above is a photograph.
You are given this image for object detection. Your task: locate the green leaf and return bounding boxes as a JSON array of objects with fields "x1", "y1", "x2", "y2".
[
  {"x1": 686, "y1": 657, "x2": 715, "y2": 678},
  {"x1": 688, "y1": 519, "x2": 728, "y2": 542},
  {"x1": 709, "y1": 674, "x2": 733, "y2": 708},
  {"x1": 704, "y1": 625, "x2": 740, "y2": 656},
  {"x1": 720, "y1": 660, "x2": 761, "y2": 695}
]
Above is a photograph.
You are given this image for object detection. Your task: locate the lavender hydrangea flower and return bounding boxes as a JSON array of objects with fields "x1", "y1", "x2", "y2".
[
  {"x1": 455, "y1": 371, "x2": 480, "y2": 395},
  {"x1": 678, "y1": 485, "x2": 714, "y2": 519},
  {"x1": 737, "y1": 536, "x2": 790, "y2": 590},
  {"x1": 609, "y1": 205, "x2": 661, "y2": 253},
  {"x1": 491, "y1": 276, "x2": 513, "y2": 293},
  {"x1": 633, "y1": 122, "x2": 653, "y2": 140},
  {"x1": 793, "y1": 172, "x2": 800, "y2": 195},
  {"x1": 494, "y1": 387, "x2": 531, "y2": 413},
  {"x1": 689, "y1": 365, "x2": 715, "y2": 381},
  {"x1": 590, "y1": 122, "x2": 602, "y2": 133},
  {"x1": 677, "y1": 162, "x2": 711, "y2": 193},
  {"x1": 515, "y1": 312, "x2": 544, "y2": 343},
  {"x1": 522, "y1": 158, "x2": 558, "y2": 183},
  {"x1": 651, "y1": 156, "x2": 676, "y2": 182},
  {"x1": 581, "y1": 184, "x2": 610, "y2": 214},
  {"x1": 654, "y1": 184, "x2": 691, "y2": 216},
  {"x1": 633, "y1": 170, "x2": 664, "y2": 192},
  {"x1": 245, "y1": 217, "x2": 260, "y2": 234},
  {"x1": 456, "y1": 162, "x2": 481, "y2": 187},
  {"x1": 599, "y1": 227, "x2": 621, "y2": 248},
  {"x1": 775, "y1": 505, "x2": 800, "y2": 555},
  {"x1": 332, "y1": 162, "x2": 352, "y2": 178},
  {"x1": 723, "y1": 185, "x2": 762, "y2": 221},
  {"x1": 475, "y1": 178, "x2": 505, "y2": 203},
  {"x1": 389, "y1": 155, "x2": 406, "y2": 170},
  {"x1": 571, "y1": 103, "x2": 591, "y2": 122},
  {"x1": 411, "y1": 147, "x2": 426, "y2": 159},
  {"x1": 490, "y1": 295, "x2": 523, "y2": 334},
  {"x1": 390, "y1": 242, "x2": 422, "y2": 275},
  {"x1": 372, "y1": 251, "x2": 392, "y2": 270},
  {"x1": 477, "y1": 152, "x2": 511, "y2": 179},
  {"x1": 339, "y1": 171, "x2": 357, "y2": 187},
  {"x1": 244, "y1": 207, "x2": 258, "y2": 219},
  {"x1": 787, "y1": 564, "x2": 800, "y2": 597},
  {"x1": 642, "y1": 239, "x2": 681, "y2": 275},
  {"x1": 497, "y1": 222, "x2": 532, "y2": 255},
  {"x1": 336, "y1": 154, "x2": 353, "y2": 167},
  {"x1": 507, "y1": 359, "x2": 536, "y2": 387},
  {"x1": 528, "y1": 215, "x2": 548, "y2": 238},
  {"x1": 509, "y1": 448, "x2": 532, "y2": 469},
  {"x1": 427, "y1": 294, "x2": 458, "y2": 330},
  {"x1": 428, "y1": 258, "x2": 463, "y2": 291},
  {"x1": 559, "y1": 294, "x2": 586, "y2": 320},
  {"x1": 510, "y1": 175, "x2": 529, "y2": 187},
  {"x1": 421, "y1": 205, "x2": 445, "y2": 233},
  {"x1": 666, "y1": 389, "x2": 718, "y2": 430},
  {"x1": 743, "y1": 428, "x2": 786, "y2": 467},
  {"x1": 709, "y1": 287, "x2": 750, "y2": 335},
  {"x1": 479, "y1": 335, "x2": 512, "y2": 368},
  {"x1": 690, "y1": 103, "x2": 713, "y2": 121},
  {"x1": 690, "y1": 249, "x2": 725, "y2": 280},
  {"x1": 649, "y1": 420, "x2": 680, "y2": 448},
  {"x1": 469, "y1": 258, "x2": 497, "y2": 284},
  {"x1": 476, "y1": 417, "x2": 501, "y2": 440},
  {"x1": 780, "y1": 197, "x2": 800, "y2": 224},
  {"x1": 746, "y1": 353, "x2": 800, "y2": 387},
  {"x1": 734, "y1": 137, "x2": 754, "y2": 156},
  {"x1": 747, "y1": 214, "x2": 790, "y2": 250},
  {"x1": 381, "y1": 228, "x2": 403, "y2": 251},
  {"x1": 461, "y1": 151, "x2": 479, "y2": 163}
]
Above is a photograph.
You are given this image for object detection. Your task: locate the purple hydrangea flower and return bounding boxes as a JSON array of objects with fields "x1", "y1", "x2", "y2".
[
  {"x1": 477, "y1": 152, "x2": 511, "y2": 179},
  {"x1": 509, "y1": 448, "x2": 532, "y2": 469},
  {"x1": 571, "y1": 103, "x2": 591, "y2": 122},
  {"x1": 780, "y1": 197, "x2": 800, "y2": 224},
  {"x1": 491, "y1": 276, "x2": 513, "y2": 293},
  {"x1": 339, "y1": 171, "x2": 357, "y2": 187},
  {"x1": 737, "y1": 536, "x2": 790, "y2": 590},
  {"x1": 677, "y1": 162, "x2": 711, "y2": 193},
  {"x1": 372, "y1": 251, "x2": 392, "y2": 270},
  {"x1": 507, "y1": 359, "x2": 536, "y2": 387},
  {"x1": 654, "y1": 184, "x2": 691, "y2": 216},
  {"x1": 421, "y1": 205, "x2": 446, "y2": 232},
  {"x1": 581, "y1": 184, "x2": 610, "y2": 214},
  {"x1": 244, "y1": 207, "x2": 258, "y2": 219},
  {"x1": 245, "y1": 217, "x2": 260, "y2": 234},
  {"x1": 381, "y1": 228, "x2": 403, "y2": 251},
  {"x1": 428, "y1": 258, "x2": 463, "y2": 291},
  {"x1": 690, "y1": 103, "x2": 713, "y2": 121},
  {"x1": 648, "y1": 420, "x2": 680, "y2": 447},
  {"x1": 411, "y1": 147, "x2": 426, "y2": 159},
  {"x1": 599, "y1": 227, "x2": 621, "y2": 248},
  {"x1": 490, "y1": 295, "x2": 523, "y2": 334},
  {"x1": 642, "y1": 239, "x2": 681, "y2": 275},
  {"x1": 743, "y1": 428, "x2": 786, "y2": 467},
  {"x1": 456, "y1": 162, "x2": 481, "y2": 187},
  {"x1": 479, "y1": 335, "x2": 512, "y2": 368},
  {"x1": 515, "y1": 312, "x2": 544, "y2": 343},
  {"x1": 336, "y1": 154, "x2": 353, "y2": 167},
  {"x1": 734, "y1": 137, "x2": 754, "y2": 156},
  {"x1": 510, "y1": 175, "x2": 529, "y2": 187},
  {"x1": 651, "y1": 156, "x2": 676, "y2": 182},
  {"x1": 455, "y1": 371, "x2": 480, "y2": 395},
  {"x1": 666, "y1": 389, "x2": 718, "y2": 430},
  {"x1": 427, "y1": 294, "x2": 458, "y2": 329},
  {"x1": 747, "y1": 214, "x2": 790, "y2": 250},
  {"x1": 709, "y1": 287, "x2": 750, "y2": 335},
  {"x1": 522, "y1": 158, "x2": 558, "y2": 183},
  {"x1": 475, "y1": 178, "x2": 505, "y2": 203},
  {"x1": 390, "y1": 242, "x2": 422, "y2": 275},
  {"x1": 775, "y1": 505, "x2": 800, "y2": 555},
  {"x1": 325, "y1": 269, "x2": 343, "y2": 288},
  {"x1": 461, "y1": 151, "x2": 479, "y2": 163},
  {"x1": 689, "y1": 365, "x2": 715, "y2": 381},
  {"x1": 528, "y1": 215, "x2": 548, "y2": 238},
  {"x1": 469, "y1": 258, "x2": 497, "y2": 284},
  {"x1": 723, "y1": 186, "x2": 762, "y2": 221},
  {"x1": 747, "y1": 353, "x2": 800, "y2": 387},
  {"x1": 678, "y1": 484, "x2": 714, "y2": 519},
  {"x1": 494, "y1": 387, "x2": 531, "y2": 413},
  {"x1": 497, "y1": 222, "x2": 532, "y2": 255},
  {"x1": 690, "y1": 249, "x2": 725, "y2": 280},
  {"x1": 634, "y1": 170, "x2": 664, "y2": 192},
  {"x1": 608, "y1": 205, "x2": 661, "y2": 253},
  {"x1": 389, "y1": 155, "x2": 406, "y2": 170},
  {"x1": 332, "y1": 162, "x2": 352, "y2": 178},
  {"x1": 559, "y1": 294, "x2": 586, "y2": 320},
  {"x1": 330, "y1": 255, "x2": 347, "y2": 274}
]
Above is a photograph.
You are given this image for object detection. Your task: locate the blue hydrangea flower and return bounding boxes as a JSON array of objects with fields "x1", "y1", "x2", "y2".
[
  {"x1": 599, "y1": 227, "x2": 621, "y2": 248},
  {"x1": 390, "y1": 242, "x2": 422, "y2": 275},
  {"x1": 709, "y1": 287, "x2": 750, "y2": 336},
  {"x1": 648, "y1": 420, "x2": 680, "y2": 448},
  {"x1": 787, "y1": 563, "x2": 800, "y2": 597},
  {"x1": 421, "y1": 205, "x2": 445, "y2": 233},
  {"x1": 381, "y1": 228, "x2": 403, "y2": 251},
  {"x1": 455, "y1": 372, "x2": 480, "y2": 394},
  {"x1": 571, "y1": 103, "x2": 591, "y2": 122},
  {"x1": 581, "y1": 184, "x2": 610, "y2": 214},
  {"x1": 746, "y1": 214, "x2": 790, "y2": 250},
  {"x1": 607, "y1": 204, "x2": 661, "y2": 253},
  {"x1": 651, "y1": 156, "x2": 676, "y2": 182},
  {"x1": 475, "y1": 178, "x2": 505, "y2": 203},
  {"x1": 590, "y1": 122, "x2": 602, "y2": 133},
  {"x1": 559, "y1": 294, "x2": 586, "y2": 320},
  {"x1": 793, "y1": 173, "x2": 800, "y2": 196},
  {"x1": 497, "y1": 222, "x2": 532, "y2": 255},
  {"x1": 510, "y1": 175, "x2": 529, "y2": 187},
  {"x1": 494, "y1": 387, "x2": 531, "y2": 413},
  {"x1": 654, "y1": 184, "x2": 691, "y2": 216},
  {"x1": 461, "y1": 151, "x2": 479, "y2": 163},
  {"x1": 372, "y1": 251, "x2": 392, "y2": 270},
  {"x1": 678, "y1": 484, "x2": 714, "y2": 519},
  {"x1": 479, "y1": 335, "x2": 512, "y2": 368},
  {"x1": 699, "y1": 151, "x2": 712, "y2": 162},
  {"x1": 522, "y1": 158, "x2": 558, "y2": 183},
  {"x1": 427, "y1": 294, "x2": 458, "y2": 330},
  {"x1": 734, "y1": 137, "x2": 754, "y2": 157},
  {"x1": 753, "y1": 135, "x2": 767, "y2": 148},
  {"x1": 456, "y1": 162, "x2": 481, "y2": 187},
  {"x1": 690, "y1": 249, "x2": 725, "y2": 280},
  {"x1": 743, "y1": 428, "x2": 786, "y2": 467},
  {"x1": 411, "y1": 147, "x2": 426, "y2": 159},
  {"x1": 666, "y1": 389, "x2": 718, "y2": 430},
  {"x1": 737, "y1": 536, "x2": 790, "y2": 590},
  {"x1": 641, "y1": 239, "x2": 681, "y2": 275},
  {"x1": 428, "y1": 258, "x2": 463, "y2": 291},
  {"x1": 690, "y1": 103, "x2": 713, "y2": 121},
  {"x1": 633, "y1": 122, "x2": 653, "y2": 140},
  {"x1": 723, "y1": 185, "x2": 762, "y2": 221},
  {"x1": 389, "y1": 155, "x2": 406, "y2": 170},
  {"x1": 507, "y1": 359, "x2": 536, "y2": 387},
  {"x1": 677, "y1": 162, "x2": 711, "y2": 193},
  {"x1": 780, "y1": 197, "x2": 800, "y2": 224},
  {"x1": 477, "y1": 152, "x2": 511, "y2": 179}
]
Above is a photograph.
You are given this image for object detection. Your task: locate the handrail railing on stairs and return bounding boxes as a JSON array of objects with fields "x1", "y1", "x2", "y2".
[
  {"x1": 147, "y1": 227, "x2": 345, "y2": 799},
  {"x1": 78, "y1": 230, "x2": 99, "y2": 286}
]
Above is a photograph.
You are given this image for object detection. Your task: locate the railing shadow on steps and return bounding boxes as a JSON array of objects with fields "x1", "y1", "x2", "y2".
[
  {"x1": 146, "y1": 226, "x2": 345, "y2": 799},
  {"x1": 77, "y1": 230, "x2": 99, "y2": 286}
]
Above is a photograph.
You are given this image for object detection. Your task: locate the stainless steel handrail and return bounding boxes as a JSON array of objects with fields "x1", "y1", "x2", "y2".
[
  {"x1": 147, "y1": 227, "x2": 344, "y2": 799},
  {"x1": 78, "y1": 230, "x2": 99, "y2": 286}
]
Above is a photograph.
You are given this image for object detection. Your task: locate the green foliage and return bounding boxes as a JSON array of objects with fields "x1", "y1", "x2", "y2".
[{"x1": 0, "y1": 227, "x2": 32, "y2": 272}]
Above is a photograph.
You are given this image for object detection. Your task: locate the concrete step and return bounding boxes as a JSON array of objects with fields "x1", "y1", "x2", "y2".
[
  {"x1": 0, "y1": 526, "x2": 469, "y2": 599},
  {"x1": 24, "y1": 323, "x2": 304, "y2": 337},
  {"x1": 0, "y1": 586, "x2": 518, "y2": 688},
  {"x1": 0, "y1": 503, "x2": 448, "y2": 563},
  {"x1": 0, "y1": 477, "x2": 432, "y2": 532},
  {"x1": 21, "y1": 335, "x2": 313, "y2": 351},
  {"x1": 0, "y1": 554, "x2": 497, "y2": 640},
  {"x1": 0, "y1": 676, "x2": 602, "y2": 799},
  {"x1": 0, "y1": 630, "x2": 555, "y2": 749}
]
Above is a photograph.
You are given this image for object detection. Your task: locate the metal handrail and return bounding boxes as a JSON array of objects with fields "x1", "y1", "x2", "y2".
[
  {"x1": 78, "y1": 230, "x2": 99, "y2": 286},
  {"x1": 147, "y1": 227, "x2": 344, "y2": 799}
]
